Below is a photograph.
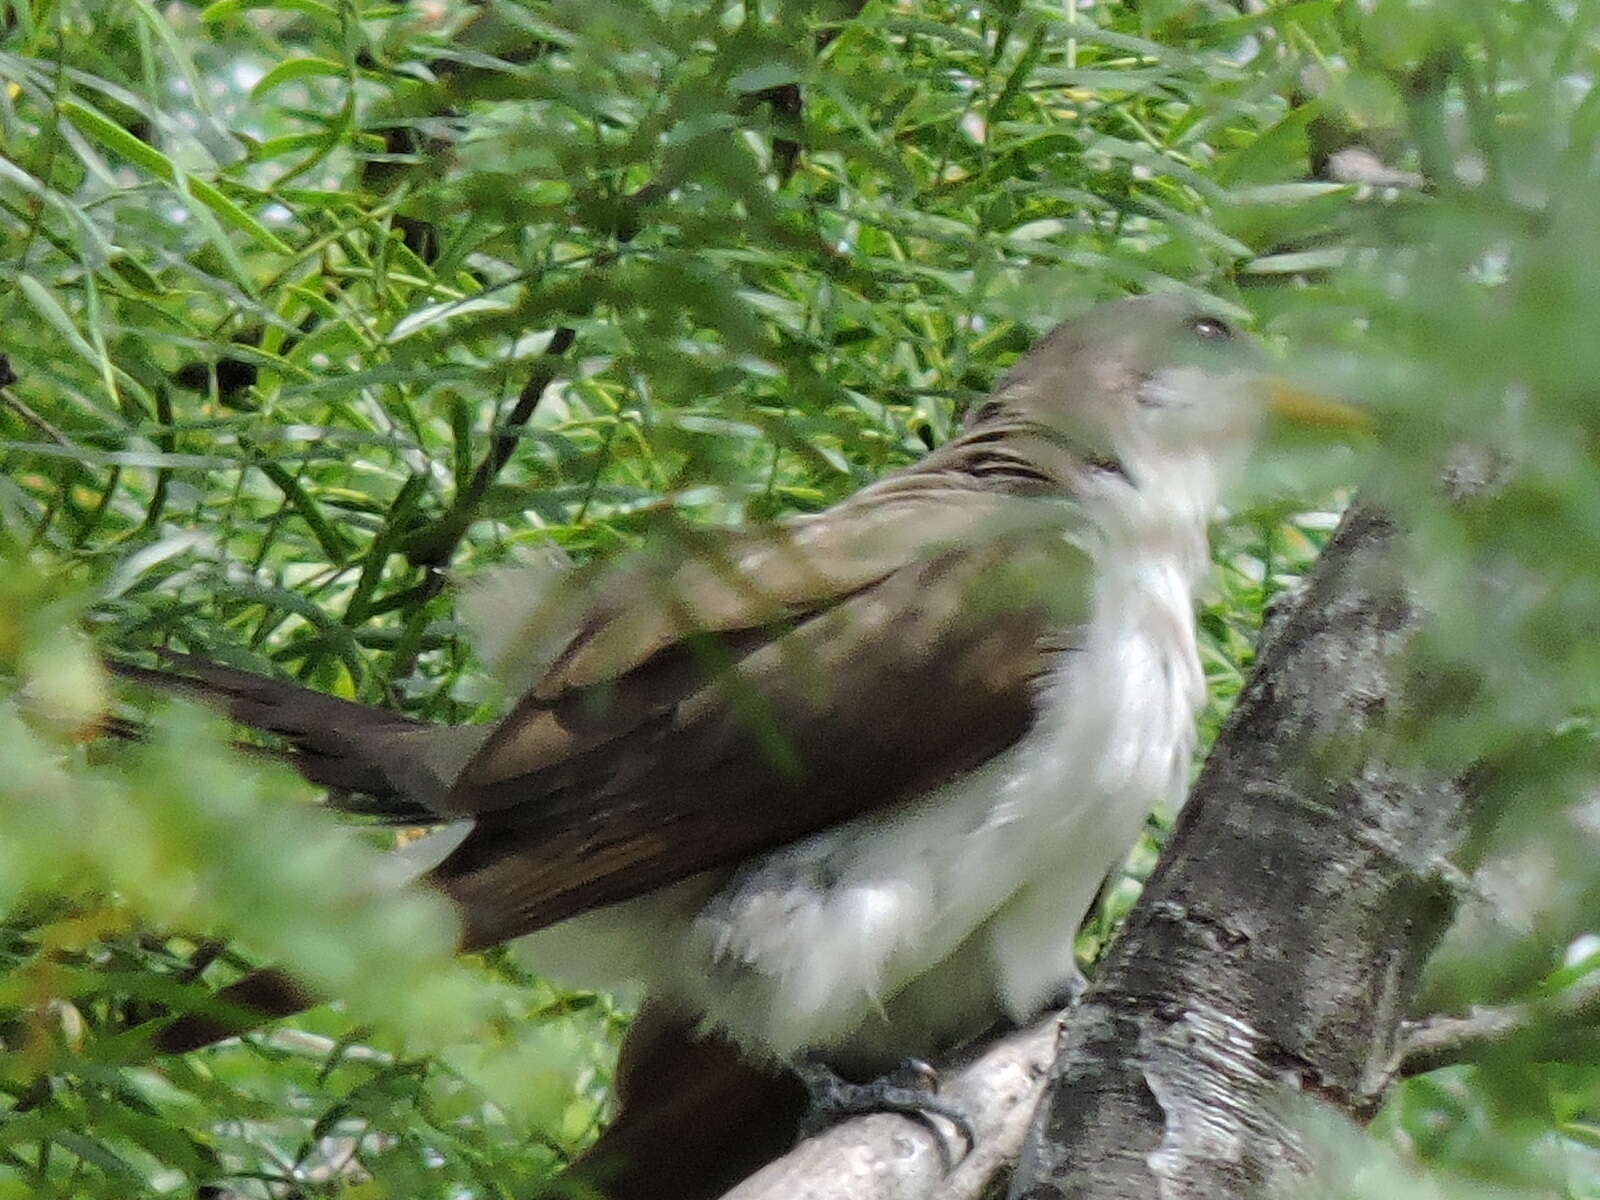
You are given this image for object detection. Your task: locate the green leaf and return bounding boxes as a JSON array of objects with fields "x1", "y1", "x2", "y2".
[
  {"x1": 198, "y1": 0, "x2": 338, "y2": 22},
  {"x1": 729, "y1": 63, "x2": 800, "y2": 93},
  {"x1": 58, "y1": 100, "x2": 292, "y2": 257},
  {"x1": 250, "y1": 56, "x2": 346, "y2": 99},
  {"x1": 12, "y1": 274, "x2": 126, "y2": 409}
]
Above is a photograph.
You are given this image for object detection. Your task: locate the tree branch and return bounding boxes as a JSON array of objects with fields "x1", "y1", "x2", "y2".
[
  {"x1": 1007, "y1": 501, "x2": 1475, "y2": 1197},
  {"x1": 1392, "y1": 970, "x2": 1600, "y2": 1080},
  {"x1": 718, "y1": 1017, "x2": 1060, "y2": 1200},
  {"x1": 398, "y1": 325, "x2": 576, "y2": 568}
]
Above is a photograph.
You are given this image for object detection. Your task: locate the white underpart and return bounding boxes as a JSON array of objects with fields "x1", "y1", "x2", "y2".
[{"x1": 514, "y1": 446, "x2": 1219, "y2": 1067}]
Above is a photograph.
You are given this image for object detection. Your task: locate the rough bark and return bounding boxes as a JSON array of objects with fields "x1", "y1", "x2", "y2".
[{"x1": 1009, "y1": 502, "x2": 1466, "y2": 1198}]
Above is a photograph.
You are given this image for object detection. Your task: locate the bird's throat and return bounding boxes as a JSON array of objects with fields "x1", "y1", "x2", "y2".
[{"x1": 1088, "y1": 452, "x2": 1221, "y2": 595}]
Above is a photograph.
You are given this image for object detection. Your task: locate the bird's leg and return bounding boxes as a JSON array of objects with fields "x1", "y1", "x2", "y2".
[
  {"x1": 794, "y1": 1057, "x2": 977, "y2": 1169},
  {"x1": 959, "y1": 966, "x2": 1089, "y2": 1065},
  {"x1": 1035, "y1": 965, "x2": 1089, "y2": 1015}
]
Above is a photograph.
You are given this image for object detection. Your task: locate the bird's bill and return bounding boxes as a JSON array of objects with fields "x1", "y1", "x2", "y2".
[{"x1": 1264, "y1": 379, "x2": 1371, "y2": 432}]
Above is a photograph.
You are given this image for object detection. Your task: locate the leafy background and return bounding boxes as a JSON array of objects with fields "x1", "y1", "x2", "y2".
[{"x1": 2, "y1": 0, "x2": 1599, "y2": 1195}]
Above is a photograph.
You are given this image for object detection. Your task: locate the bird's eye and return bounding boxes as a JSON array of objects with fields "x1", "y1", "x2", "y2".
[{"x1": 1189, "y1": 316, "x2": 1234, "y2": 341}]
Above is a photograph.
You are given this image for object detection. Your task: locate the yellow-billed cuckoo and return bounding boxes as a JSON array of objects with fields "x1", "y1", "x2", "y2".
[{"x1": 112, "y1": 294, "x2": 1315, "y2": 1195}]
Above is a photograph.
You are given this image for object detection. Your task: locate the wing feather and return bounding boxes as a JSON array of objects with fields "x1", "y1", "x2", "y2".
[{"x1": 432, "y1": 492, "x2": 1093, "y2": 949}]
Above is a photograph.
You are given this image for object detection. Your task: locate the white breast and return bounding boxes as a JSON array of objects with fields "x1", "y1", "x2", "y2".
[{"x1": 982, "y1": 551, "x2": 1203, "y2": 1024}]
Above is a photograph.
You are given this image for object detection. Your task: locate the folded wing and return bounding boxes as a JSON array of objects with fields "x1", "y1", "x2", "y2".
[{"x1": 432, "y1": 489, "x2": 1093, "y2": 949}]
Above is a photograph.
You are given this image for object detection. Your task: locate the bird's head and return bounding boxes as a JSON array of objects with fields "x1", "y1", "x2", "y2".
[{"x1": 974, "y1": 294, "x2": 1271, "y2": 518}]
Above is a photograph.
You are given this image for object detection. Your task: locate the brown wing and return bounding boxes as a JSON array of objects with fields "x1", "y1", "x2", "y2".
[{"x1": 431, "y1": 492, "x2": 1093, "y2": 950}]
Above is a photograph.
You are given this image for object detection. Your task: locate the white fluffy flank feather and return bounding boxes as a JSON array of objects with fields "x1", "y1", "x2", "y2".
[{"x1": 456, "y1": 543, "x2": 576, "y2": 695}]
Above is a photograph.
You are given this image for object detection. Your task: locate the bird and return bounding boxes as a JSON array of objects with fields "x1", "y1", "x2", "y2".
[{"x1": 111, "y1": 293, "x2": 1307, "y2": 1197}]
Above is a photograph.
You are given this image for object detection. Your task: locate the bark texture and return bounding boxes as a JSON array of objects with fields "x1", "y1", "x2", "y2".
[{"x1": 1009, "y1": 502, "x2": 1467, "y2": 1198}]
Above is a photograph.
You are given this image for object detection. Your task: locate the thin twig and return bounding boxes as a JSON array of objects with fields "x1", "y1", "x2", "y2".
[
  {"x1": 399, "y1": 325, "x2": 576, "y2": 567},
  {"x1": 1392, "y1": 971, "x2": 1600, "y2": 1080},
  {"x1": 2, "y1": 388, "x2": 74, "y2": 446}
]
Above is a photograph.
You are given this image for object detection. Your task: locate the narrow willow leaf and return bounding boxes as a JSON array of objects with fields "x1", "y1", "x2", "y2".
[
  {"x1": 58, "y1": 101, "x2": 292, "y2": 258},
  {"x1": 1243, "y1": 248, "x2": 1351, "y2": 273},
  {"x1": 2, "y1": 442, "x2": 236, "y2": 470},
  {"x1": 47, "y1": 1132, "x2": 141, "y2": 1180},
  {"x1": 389, "y1": 295, "x2": 517, "y2": 342},
  {"x1": 199, "y1": 0, "x2": 338, "y2": 22},
  {"x1": 123, "y1": 0, "x2": 230, "y2": 140},
  {"x1": 250, "y1": 56, "x2": 346, "y2": 99},
  {"x1": 0, "y1": 155, "x2": 116, "y2": 268},
  {"x1": 14, "y1": 276, "x2": 110, "y2": 385}
]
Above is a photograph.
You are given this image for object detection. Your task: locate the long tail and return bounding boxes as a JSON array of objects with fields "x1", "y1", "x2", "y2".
[
  {"x1": 562, "y1": 1004, "x2": 807, "y2": 1200},
  {"x1": 153, "y1": 967, "x2": 318, "y2": 1054},
  {"x1": 106, "y1": 651, "x2": 476, "y2": 823},
  {"x1": 109, "y1": 651, "x2": 484, "y2": 1047},
  {"x1": 110, "y1": 654, "x2": 798, "y2": 1197}
]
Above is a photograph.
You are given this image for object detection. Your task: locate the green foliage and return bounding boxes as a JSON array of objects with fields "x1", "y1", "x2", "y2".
[{"x1": 3, "y1": 0, "x2": 1600, "y2": 1195}]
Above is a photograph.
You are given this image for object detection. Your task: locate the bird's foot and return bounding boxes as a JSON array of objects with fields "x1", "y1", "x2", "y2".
[{"x1": 795, "y1": 1057, "x2": 975, "y2": 1169}]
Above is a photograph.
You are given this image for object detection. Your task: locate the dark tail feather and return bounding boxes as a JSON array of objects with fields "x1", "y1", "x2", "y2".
[
  {"x1": 155, "y1": 967, "x2": 319, "y2": 1054},
  {"x1": 110, "y1": 652, "x2": 445, "y2": 1052},
  {"x1": 106, "y1": 652, "x2": 439, "y2": 824},
  {"x1": 562, "y1": 1005, "x2": 806, "y2": 1200}
]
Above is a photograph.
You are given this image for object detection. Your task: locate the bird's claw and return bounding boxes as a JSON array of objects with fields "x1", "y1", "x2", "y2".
[{"x1": 795, "y1": 1057, "x2": 976, "y2": 1170}]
